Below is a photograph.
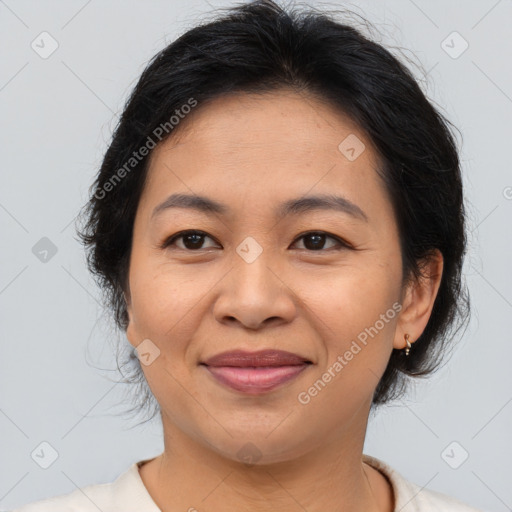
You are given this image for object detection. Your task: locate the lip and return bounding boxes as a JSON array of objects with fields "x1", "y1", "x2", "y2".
[
  {"x1": 202, "y1": 364, "x2": 311, "y2": 394},
  {"x1": 202, "y1": 349, "x2": 312, "y2": 367},
  {"x1": 200, "y1": 349, "x2": 312, "y2": 395}
]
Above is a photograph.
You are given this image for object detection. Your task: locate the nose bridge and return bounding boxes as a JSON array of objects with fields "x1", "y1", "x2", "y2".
[
  {"x1": 235, "y1": 246, "x2": 277, "y2": 294},
  {"x1": 213, "y1": 240, "x2": 296, "y2": 329},
  {"x1": 231, "y1": 237, "x2": 282, "y2": 301}
]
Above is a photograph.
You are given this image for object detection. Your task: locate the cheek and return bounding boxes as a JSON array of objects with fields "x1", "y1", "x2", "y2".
[
  {"x1": 127, "y1": 262, "x2": 206, "y2": 407},
  {"x1": 127, "y1": 255, "x2": 218, "y2": 379},
  {"x1": 312, "y1": 257, "x2": 399, "y2": 327},
  {"x1": 294, "y1": 270, "x2": 399, "y2": 423},
  {"x1": 129, "y1": 248, "x2": 199, "y2": 330},
  {"x1": 309, "y1": 256, "x2": 401, "y2": 371}
]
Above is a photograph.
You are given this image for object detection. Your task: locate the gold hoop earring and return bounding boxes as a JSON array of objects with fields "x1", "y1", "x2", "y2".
[{"x1": 404, "y1": 333, "x2": 413, "y2": 356}]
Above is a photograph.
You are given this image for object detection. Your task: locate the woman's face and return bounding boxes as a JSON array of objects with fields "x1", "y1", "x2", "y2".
[{"x1": 125, "y1": 90, "x2": 430, "y2": 464}]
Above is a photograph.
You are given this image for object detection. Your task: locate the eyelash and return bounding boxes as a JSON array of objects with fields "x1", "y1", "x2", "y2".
[{"x1": 160, "y1": 230, "x2": 352, "y2": 252}]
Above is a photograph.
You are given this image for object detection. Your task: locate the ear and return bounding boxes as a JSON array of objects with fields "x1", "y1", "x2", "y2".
[{"x1": 394, "y1": 249, "x2": 444, "y2": 350}]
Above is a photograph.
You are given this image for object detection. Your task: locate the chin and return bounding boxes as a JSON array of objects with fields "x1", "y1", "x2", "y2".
[{"x1": 198, "y1": 430, "x2": 313, "y2": 467}]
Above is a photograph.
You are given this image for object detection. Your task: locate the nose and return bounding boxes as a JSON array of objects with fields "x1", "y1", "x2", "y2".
[{"x1": 213, "y1": 253, "x2": 297, "y2": 330}]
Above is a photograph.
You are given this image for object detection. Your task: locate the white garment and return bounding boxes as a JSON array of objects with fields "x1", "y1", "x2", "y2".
[{"x1": 12, "y1": 454, "x2": 484, "y2": 511}]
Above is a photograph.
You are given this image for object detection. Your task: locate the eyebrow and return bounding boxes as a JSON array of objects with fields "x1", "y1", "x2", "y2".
[{"x1": 151, "y1": 193, "x2": 368, "y2": 222}]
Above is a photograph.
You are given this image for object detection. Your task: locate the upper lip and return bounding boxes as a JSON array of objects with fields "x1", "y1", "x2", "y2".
[{"x1": 202, "y1": 349, "x2": 312, "y2": 367}]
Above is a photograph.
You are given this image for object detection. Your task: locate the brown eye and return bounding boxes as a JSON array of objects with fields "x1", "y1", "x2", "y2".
[
  {"x1": 161, "y1": 230, "x2": 350, "y2": 252},
  {"x1": 162, "y1": 230, "x2": 219, "y2": 251},
  {"x1": 292, "y1": 231, "x2": 349, "y2": 251}
]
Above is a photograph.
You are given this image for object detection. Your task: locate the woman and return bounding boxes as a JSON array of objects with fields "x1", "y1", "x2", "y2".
[{"x1": 15, "y1": 0, "x2": 480, "y2": 510}]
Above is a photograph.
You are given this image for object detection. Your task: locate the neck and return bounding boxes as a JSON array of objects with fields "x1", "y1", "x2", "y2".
[{"x1": 138, "y1": 411, "x2": 393, "y2": 512}]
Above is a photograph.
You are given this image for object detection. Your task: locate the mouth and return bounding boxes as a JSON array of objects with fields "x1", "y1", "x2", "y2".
[{"x1": 200, "y1": 349, "x2": 313, "y2": 394}]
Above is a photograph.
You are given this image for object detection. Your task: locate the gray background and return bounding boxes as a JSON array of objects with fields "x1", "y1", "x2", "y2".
[{"x1": 1, "y1": 0, "x2": 511, "y2": 510}]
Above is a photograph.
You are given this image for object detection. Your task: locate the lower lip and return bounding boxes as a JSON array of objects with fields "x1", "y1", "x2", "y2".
[{"x1": 202, "y1": 364, "x2": 310, "y2": 394}]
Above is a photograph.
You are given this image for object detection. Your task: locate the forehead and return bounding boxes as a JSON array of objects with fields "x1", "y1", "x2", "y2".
[
  {"x1": 140, "y1": 90, "x2": 390, "y2": 224},
  {"x1": 152, "y1": 90, "x2": 375, "y2": 164}
]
